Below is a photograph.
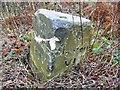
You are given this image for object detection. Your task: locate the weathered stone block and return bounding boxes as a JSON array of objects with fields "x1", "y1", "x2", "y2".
[{"x1": 30, "y1": 9, "x2": 92, "y2": 81}]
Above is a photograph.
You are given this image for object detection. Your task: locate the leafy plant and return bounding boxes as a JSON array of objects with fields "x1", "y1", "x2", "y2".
[
  {"x1": 92, "y1": 47, "x2": 104, "y2": 54},
  {"x1": 91, "y1": 39, "x2": 104, "y2": 54},
  {"x1": 112, "y1": 50, "x2": 120, "y2": 66},
  {"x1": 91, "y1": 37, "x2": 112, "y2": 54},
  {"x1": 19, "y1": 33, "x2": 31, "y2": 41},
  {"x1": 2, "y1": 52, "x2": 13, "y2": 60}
]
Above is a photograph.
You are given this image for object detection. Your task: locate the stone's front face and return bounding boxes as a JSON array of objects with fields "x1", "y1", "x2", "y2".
[{"x1": 30, "y1": 9, "x2": 92, "y2": 81}]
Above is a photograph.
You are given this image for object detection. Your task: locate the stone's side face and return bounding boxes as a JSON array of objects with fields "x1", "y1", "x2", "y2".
[{"x1": 30, "y1": 9, "x2": 92, "y2": 81}]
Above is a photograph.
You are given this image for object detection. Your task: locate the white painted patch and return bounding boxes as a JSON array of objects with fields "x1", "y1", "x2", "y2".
[
  {"x1": 49, "y1": 36, "x2": 59, "y2": 50},
  {"x1": 34, "y1": 33, "x2": 59, "y2": 50},
  {"x1": 34, "y1": 33, "x2": 49, "y2": 43}
]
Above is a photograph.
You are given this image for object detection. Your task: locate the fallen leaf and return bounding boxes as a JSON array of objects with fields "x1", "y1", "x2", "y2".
[
  {"x1": 2, "y1": 50, "x2": 8, "y2": 56},
  {"x1": 15, "y1": 48, "x2": 21, "y2": 54}
]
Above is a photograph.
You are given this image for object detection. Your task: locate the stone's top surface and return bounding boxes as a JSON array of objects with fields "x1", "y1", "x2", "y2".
[{"x1": 34, "y1": 9, "x2": 91, "y2": 28}]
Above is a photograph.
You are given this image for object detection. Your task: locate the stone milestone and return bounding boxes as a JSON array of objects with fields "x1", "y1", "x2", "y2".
[{"x1": 30, "y1": 9, "x2": 92, "y2": 81}]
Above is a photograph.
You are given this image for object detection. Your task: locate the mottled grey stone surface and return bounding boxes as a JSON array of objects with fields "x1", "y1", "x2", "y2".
[{"x1": 30, "y1": 9, "x2": 92, "y2": 81}]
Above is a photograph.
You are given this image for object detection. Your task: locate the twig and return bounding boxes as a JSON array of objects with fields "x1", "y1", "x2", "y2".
[
  {"x1": 82, "y1": 80, "x2": 96, "y2": 88},
  {"x1": 91, "y1": 17, "x2": 103, "y2": 49},
  {"x1": 78, "y1": 2, "x2": 83, "y2": 44}
]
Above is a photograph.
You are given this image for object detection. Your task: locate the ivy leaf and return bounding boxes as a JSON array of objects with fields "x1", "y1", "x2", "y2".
[
  {"x1": 7, "y1": 52, "x2": 13, "y2": 57},
  {"x1": 92, "y1": 48, "x2": 98, "y2": 54},
  {"x1": 2, "y1": 52, "x2": 13, "y2": 60},
  {"x1": 101, "y1": 37, "x2": 108, "y2": 42},
  {"x1": 112, "y1": 50, "x2": 120, "y2": 66},
  {"x1": 3, "y1": 56, "x2": 8, "y2": 60},
  {"x1": 98, "y1": 48, "x2": 104, "y2": 53},
  {"x1": 19, "y1": 34, "x2": 31, "y2": 41},
  {"x1": 19, "y1": 34, "x2": 25, "y2": 41},
  {"x1": 117, "y1": 56, "x2": 120, "y2": 61},
  {"x1": 93, "y1": 41, "x2": 99, "y2": 48},
  {"x1": 106, "y1": 45, "x2": 111, "y2": 49},
  {"x1": 92, "y1": 47, "x2": 104, "y2": 54},
  {"x1": 112, "y1": 61, "x2": 118, "y2": 66},
  {"x1": 113, "y1": 50, "x2": 119, "y2": 56}
]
